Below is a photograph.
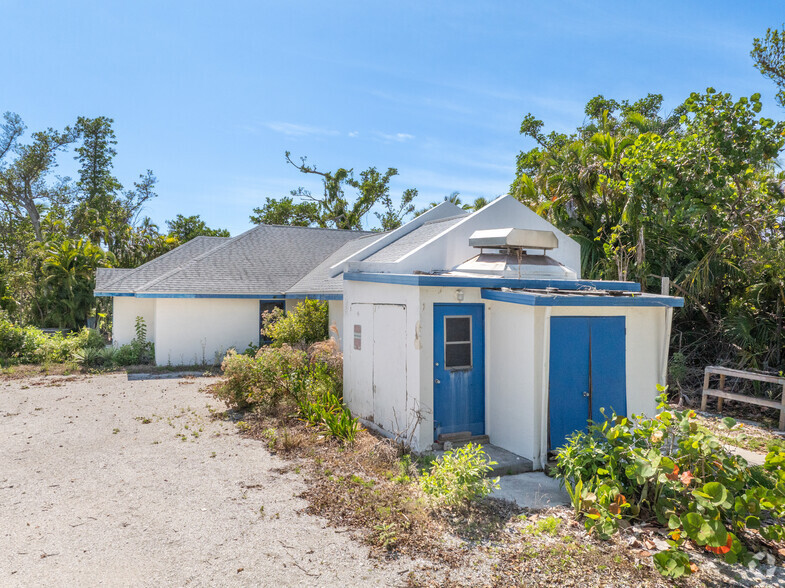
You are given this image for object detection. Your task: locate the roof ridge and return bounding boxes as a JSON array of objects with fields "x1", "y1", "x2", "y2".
[{"x1": 98, "y1": 236, "x2": 230, "y2": 291}]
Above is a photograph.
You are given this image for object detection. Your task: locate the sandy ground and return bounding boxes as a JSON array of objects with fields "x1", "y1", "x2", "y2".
[{"x1": 0, "y1": 373, "x2": 409, "y2": 587}]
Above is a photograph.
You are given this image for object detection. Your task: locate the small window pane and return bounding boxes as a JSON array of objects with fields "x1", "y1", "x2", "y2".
[
  {"x1": 445, "y1": 316, "x2": 471, "y2": 342},
  {"x1": 445, "y1": 342, "x2": 471, "y2": 368}
]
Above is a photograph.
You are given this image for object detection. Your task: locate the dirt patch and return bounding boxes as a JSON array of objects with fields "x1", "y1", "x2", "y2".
[{"x1": 0, "y1": 373, "x2": 413, "y2": 586}]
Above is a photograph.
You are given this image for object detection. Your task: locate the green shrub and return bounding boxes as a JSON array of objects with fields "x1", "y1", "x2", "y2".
[
  {"x1": 216, "y1": 345, "x2": 309, "y2": 410},
  {"x1": 216, "y1": 337, "x2": 359, "y2": 442},
  {"x1": 0, "y1": 311, "x2": 105, "y2": 365},
  {"x1": 420, "y1": 443, "x2": 500, "y2": 507},
  {"x1": 555, "y1": 389, "x2": 785, "y2": 578},
  {"x1": 113, "y1": 344, "x2": 139, "y2": 366},
  {"x1": 262, "y1": 299, "x2": 328, "y2": 348}
]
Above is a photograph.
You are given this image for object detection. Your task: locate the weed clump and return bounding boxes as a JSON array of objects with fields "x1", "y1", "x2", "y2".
[{"x1": 420, "y1": 443, "x2": 500, "y2": 508}]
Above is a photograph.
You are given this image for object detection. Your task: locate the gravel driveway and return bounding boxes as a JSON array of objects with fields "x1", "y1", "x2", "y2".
[{"x1": 0, "y1": 373, "x2": 407, "y2": 587}]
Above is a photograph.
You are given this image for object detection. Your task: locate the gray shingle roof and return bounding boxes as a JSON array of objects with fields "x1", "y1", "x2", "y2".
[
  {"x1": 287, "y1": 233, "x2": 384, "y2": 294},
  {"x1": 94, "y1": 236, "x2": 230, "y2": 293},
  {"x1": 95, "y1": 268, "x2": 133, "y2": 291},
  {"x1": 98, "y1": 225, "x2": 375, "y2": 296},
  {"x1": 363, "y1": 216, "x2": 464, "y2": 262}
]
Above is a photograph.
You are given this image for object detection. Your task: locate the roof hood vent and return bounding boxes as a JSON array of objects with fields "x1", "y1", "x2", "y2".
[{"x1": 469, "y1": 228, "x2": 558, "y2": 251}]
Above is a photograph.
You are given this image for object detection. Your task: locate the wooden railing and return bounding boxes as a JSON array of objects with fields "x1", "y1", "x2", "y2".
[{"x1": 701, "y1": 366, "x2": 785, "y2": 430}]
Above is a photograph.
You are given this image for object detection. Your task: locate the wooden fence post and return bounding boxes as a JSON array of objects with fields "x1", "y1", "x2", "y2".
[
  {"x1": 780, "y1": 383, "x2": 785, "y2": 430},
  {"x1": 717, "y1": 374, "x2": 725, "y2": 413},
  {"x1": 701, "y1": 370, "x2": 709, "y2": 411}
]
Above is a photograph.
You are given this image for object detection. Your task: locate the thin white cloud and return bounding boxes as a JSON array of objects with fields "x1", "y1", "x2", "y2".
[
  {"x1": 264, "y1": 122, "x2": 340, "y2": 137},
  {"x1": 375, "y1": 131, "x2": 415, "y2": 143},
  {"x1": 348, "y1": 131, "x2": 359, "y2": 138}
]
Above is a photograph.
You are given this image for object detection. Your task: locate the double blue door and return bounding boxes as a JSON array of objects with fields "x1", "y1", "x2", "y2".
[
  {"x1": 433, "y1": 304, "x2": 485, "y2": 440},
  {"x1": 549, "y1": 316, "x2": 627, "y2": 449}
]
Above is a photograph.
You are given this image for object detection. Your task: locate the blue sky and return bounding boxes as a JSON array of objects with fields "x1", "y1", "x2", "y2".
[{"x1": 4, "y1": 1, "x2": 783, "y2": 235}]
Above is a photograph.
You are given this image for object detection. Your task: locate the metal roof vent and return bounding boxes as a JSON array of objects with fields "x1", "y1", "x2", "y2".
[{"x1": 469, "y1": 228, "x2": 558, "y2": 251}]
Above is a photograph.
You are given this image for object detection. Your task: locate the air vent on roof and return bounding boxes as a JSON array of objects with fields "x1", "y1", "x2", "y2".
[{"x1": 469, "y1": 228, "x2": 558, "y2": 251}]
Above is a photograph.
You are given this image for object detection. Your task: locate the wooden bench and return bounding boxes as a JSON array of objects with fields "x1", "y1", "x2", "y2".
[{"x1": 701, "y1": 365, "x2": 785, "y2": 430}]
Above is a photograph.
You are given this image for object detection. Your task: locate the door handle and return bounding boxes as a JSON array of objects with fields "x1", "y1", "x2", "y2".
[
  {"x1": 434, "y1": 379, "x2": 441, "y2": 384},
  {"x1": 582, "y1": 391, "x2": 589, "y2": 397}
]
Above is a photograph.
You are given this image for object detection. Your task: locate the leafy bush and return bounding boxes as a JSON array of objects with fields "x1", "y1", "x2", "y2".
[
  {"x1": 262, "y1": 299, "x2": 328, "y2": 348},
  {"x1": 0, "y1": 310, "x2": 105, "y2": 365},
  {"x1": 555, "y1": 389, "x2": 785, "y2": 578},
  {"x1": 216, "y1": 337, "x2": 359, "y2": 442},
  {"x1": 420, "y1": 443, "x2": 500, "y2": 507}
]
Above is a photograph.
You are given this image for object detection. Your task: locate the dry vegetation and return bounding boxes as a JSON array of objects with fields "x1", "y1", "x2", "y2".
[{"x1": 204, "y1": 382, "x2": 755, "y2": 586}]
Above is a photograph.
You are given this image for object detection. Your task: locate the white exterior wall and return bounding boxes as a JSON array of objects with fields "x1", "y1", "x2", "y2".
[
  {"x1": 112, "y1": 297, "x2": 156, "y2": 346},
  {"x1": 485, "y1": 301, "x2": 538, "y2": 460},
  {"x1": 328, "y1": 300, "x2": 344, "y2": 347},
  {"x1": 343, "y1": 280, "x2": 424, "y2": 447},
  {"x1": 345, "y1": 277, "x2": 673, "y2": 464},
  {"x1": 153, "y1": 298, "x2": 261, "y2": 366}
]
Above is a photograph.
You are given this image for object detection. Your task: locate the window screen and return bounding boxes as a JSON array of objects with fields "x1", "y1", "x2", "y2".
[{"x1": 444, "y1": 316, "x2": 472, "y2": 369}]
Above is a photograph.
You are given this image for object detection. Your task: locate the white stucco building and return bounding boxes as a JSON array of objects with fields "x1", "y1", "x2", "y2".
[{"x1": 96, "y1": 195, "x2": 682, "y2": 467}]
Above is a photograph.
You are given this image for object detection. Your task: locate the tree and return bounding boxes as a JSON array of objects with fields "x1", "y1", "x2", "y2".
[
  {"x1": 752, "y1": 25, "x2": 785, "y2": 107},
  {"x1": 0, "y1": 114, "x2": 75, "y2": 242},
  {"x1": 250, "y1": 196, "x2": 318, "y2": 226},
  {"x1": 166, "y1": 214, "x2": 230, "y2": 243},
  {"x1": 415, "y1": 192, "x2": 490, "y2": 216},
  {"x1": 250, "y1": 152, "x2": 418, "y2": 230},
  {"x1": 35, "y1": 231, "x2": 114, "y2": 329},
  {"x1": 512, "y1": 90, "x2": 785, "y2": 372},
  {"x1": 71, "y1": 117, "x2": 160, "y2": 256}
]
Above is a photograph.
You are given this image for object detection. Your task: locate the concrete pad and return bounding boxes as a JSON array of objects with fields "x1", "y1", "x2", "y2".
[
  {"x1": 491, "y1": 472, "x2": 571, "y2": 510},
  {"x1": 721, "y1": 443, "x2": 766, "y2": 466}
]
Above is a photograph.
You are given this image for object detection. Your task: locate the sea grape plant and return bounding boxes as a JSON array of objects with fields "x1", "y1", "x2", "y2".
[{"x1": 555, "y1": 388, "x2": 785, "y2": 578}]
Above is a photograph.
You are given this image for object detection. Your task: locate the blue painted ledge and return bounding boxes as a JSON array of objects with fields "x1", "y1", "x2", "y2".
[
  {"x1": 481, "y1": 288, "x2": 684, "y2": 308},
  {"x1": 343, "y1": 272, "x2": 642, "y2": 292}
]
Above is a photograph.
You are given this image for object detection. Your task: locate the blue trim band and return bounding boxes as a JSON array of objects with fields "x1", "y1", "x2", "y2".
[
  {"x1": 344, "y1": 272, "x2": 641, "y2": 292},
  {"x1": 95, "y1": 292, "x2": 286, "y2": 299},
  {"x1": 480, "y1": 288, "x2": 683, "y2": 308},
  {"x1": 285, "y1": 293, "x2": 343, "y2": 301},
  {"x1": 95, "y1": 292, "x2": 343, "y2": 300}
]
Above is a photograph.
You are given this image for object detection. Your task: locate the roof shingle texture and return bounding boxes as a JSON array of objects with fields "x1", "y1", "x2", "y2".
[
  {"x1": 287, "y1": 233, "x2": 384, "y2": 294},
  {"x1": 100, "y1": 226, "x2": 374, "y2": 295},
  {"x1": 363, "y1": 216, "x2": 464, "y2": 262},
  {"x1": 94, "y1": 236, "x2": 230, "y2": 293}
]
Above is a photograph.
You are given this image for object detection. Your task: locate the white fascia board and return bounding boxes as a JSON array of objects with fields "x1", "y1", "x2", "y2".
[{"x1": 327, "y1": 201, "x2": 467, "y2": 277}]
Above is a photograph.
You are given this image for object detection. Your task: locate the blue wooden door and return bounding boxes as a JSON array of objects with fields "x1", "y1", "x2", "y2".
[
  {"x1": 549, "y1": 316, "x2": 626, "y2": 449},
  {"x1": 433, "y1": 304, "x2": 485, "y2": 439}
]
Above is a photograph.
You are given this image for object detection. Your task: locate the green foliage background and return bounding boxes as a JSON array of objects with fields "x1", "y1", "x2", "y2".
[{"x1": 513, "y1": 89, "x2": 785, "y2": 378}]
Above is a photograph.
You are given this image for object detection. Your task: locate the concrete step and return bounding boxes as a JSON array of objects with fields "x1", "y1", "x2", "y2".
[
  {"x1": 432, "y1": 435, "x2": 489, "y2": 451},
  {"x1": 430, "y1": 442, "x2": 534, "y2": 478},
  {"x1": 487, "y1": 444, "x2": 534, "y2": 477}
]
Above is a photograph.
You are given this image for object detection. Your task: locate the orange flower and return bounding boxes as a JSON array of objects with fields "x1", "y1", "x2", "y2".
[
  {"x1": 670, "y1": 529, "x2": 682, "y2": 541},
  {"x1": 679, "y1": 470, "x2": 694, "y2": 485},
  {"x1": 666, "y1": 465, "x2": 680, "y2": 481},
  {"x1": 705, "y1": 535, "x2": 732, "y2": 555}
]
